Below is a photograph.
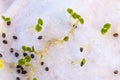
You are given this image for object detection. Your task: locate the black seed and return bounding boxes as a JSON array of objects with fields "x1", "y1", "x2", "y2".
[
  {"x1": 30, "y1": 54, "x2": 34, "y2": 58},
  {"x1": 80, "y1": 61, "x2": 84, "y2": 67},
  {"x1": 7, "y1": 21, "x2": 11, "y2": 26},
  {"x1": 80, "y1": 47, "x2": 83, "y2": 52},
  {"x1": 38, "y1": 36, "x2": 43, "y2": 40},
  {"x1": 113, "y1": 70, "x2": 118, "y2": 74},
  {"x1": 0, "y1": 53, "x2": 3, "y2": 57},
  {"x1": 45, "y1": 67, "x2": 49, "y2": 71},
  {"x1": 2, "y1": 33, "x2": 6, "y2": 38},
  {"x1": 15, "y1": 52, "x2": 19, "y2": 57},
  {"x1": 10, "y1": 48, "x2": 14, "y2": 53},
  {"x1": 13, "y1": 36, "x2": 18, "y2": 39},
  {"x1": 41, "y1": 62, "x2": 44, "y2": 66},
  {"x1": 113, "y1": 33, "x2": 119, "y2": 37},
  {"x1": 16, "y1": 77, "x2": 20, "y2": 80},
  {"x1": 20, "y1": 66, "x2": 24, "y2": 71},
  {"x1": 17, "y1": 69, "x2": 21, "y2": 74},
  {"x1": 10, "y1": 50, "x2": 13, "y2": 53},
  {"x1": 73, "y1": 25, "x2": 77, "y2": 28},
  {"x1": 16, "y1": 65, "x2": 21, "y2": 68},
  {"x1": 3, "y1": 40, "x2": 8, "y2": 44},
  {"x1": 23, "y1": 53, "x2": 28, "y2": 57},
  {"x1": 22, "y1": 70, "x2": 27, "y2": 74}
]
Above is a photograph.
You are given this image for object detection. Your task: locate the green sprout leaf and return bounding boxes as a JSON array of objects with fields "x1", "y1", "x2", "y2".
[
  {"x1": 22, "y1": 46, "x2": 35, "y2": 52},
  {"x1": 5, "y1": 18, "x2": 10, "y2": 22},
  {"x1": 80, "y1": 58, "x2": 86, "y2": 67},
  {"x1": 67, "y1": 8, "x2": 73, "y2": 14},
  {"x1": 32, "y1": 46, "x2": 35, "y2": 52},
  {"x1": 26, "y1": 47, "x2": 32, "y2": 52},
  {"x1": 25, "y1": 55, "x2": 31, "y2": 62},
  {"x1": 1, "y1": 16, "x2": 11, "y2": 22},
  {"x1": 35, "y1": 24, "x2": 42, "y2": 32},
  {"x1": 1, "y1": 16, "x2": 5, "y2": 20},
  {"x1": 18, "y1": 59, "x2": 25, "y2": 66},
  {"x1": 33, "y1": 78, "x2": 37, "y2": 80},
  {"x1": 78, "y1": 18, "x2": 84, "y2": 24},
  {"x1": 72, "y1": 12, "x2": 78, "y2": 19},
  {"x1": 63, "y1": 36, "x2": 69, "y2": 42},
  {"x1": 25, "y1": 63, "x2": 30, "y2": 67},
  {"x1": 22, "y1": 45, "x2": 26, "y2": 51},
  {"x1": 38, "y1": 18, "x2": 43, "y2": 25},
  {"x1": 101, "y1": 23, "x2": 111, "y2": 35}
]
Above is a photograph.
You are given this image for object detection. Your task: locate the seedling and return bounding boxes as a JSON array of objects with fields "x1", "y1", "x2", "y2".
[
  {"x1": 101, "y1": 23, "x2": 111, "y2": 35},
  {"x1": 22, "y1": 45, "x2": 43, "y2": 60},
  {"x1": 71, "y1": 58, "x2": 86, "y2": 67},
  {"x1": 67, "y1": 8, "x2": 84, "y2": 26},
  {"x1": 35, "y1": 18, "x2": 43, "y2": 32},
  {"x1": 1, "y1": 16, "x2": 11, "y2": 22},
  {"x1": 22, "y1": 45, "x2": 34, "y2": 52}
]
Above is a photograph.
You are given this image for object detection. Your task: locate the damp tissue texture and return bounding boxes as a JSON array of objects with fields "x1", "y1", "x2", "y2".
[{"x1": 0, "y1": 0, "x2": 120, "y2": 80}]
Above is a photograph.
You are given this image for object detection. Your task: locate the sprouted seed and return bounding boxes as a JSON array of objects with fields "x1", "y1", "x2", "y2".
[{"x1": 101, "y1": 23, "x2": 111, "y2": 35}]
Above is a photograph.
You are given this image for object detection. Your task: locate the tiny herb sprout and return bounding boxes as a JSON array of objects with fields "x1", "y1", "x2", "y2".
[
  {"x1": 22, "y1": 45, "x2": 34, "y2": 52},
  {"x1": 1, "y1": 16, "x2": 11, "y2": 22},
  {"x1": 33, "y1": 77, "x2": 38, "y2": 80},
  {"x1": 71, "y1": 58, "x2": 86, "y2": 67},
  {"x1": 63, "y1": 36, "x2": 69, "y2": 42},
  {"x1": 67, "y1": 8, "x2": 84, "y2": 25},
  {"x1": 101, "y1": 23, "x2": 111, "y2": 35},
  {"x1": 35, "y1": 18, "x2": 43, "y2": 32},
  {"x1": 22, "y1": 46, "x2": 43, "y2": 60},
  {"x1": 18, "y1": 55, "x2": 31, "y2": 66},
  {"x1": 18, "y1": 58, "x2": 26, "y2": 66},
  {"x1": 80, "y1": 58, "x2": 86, "y2": 67}
]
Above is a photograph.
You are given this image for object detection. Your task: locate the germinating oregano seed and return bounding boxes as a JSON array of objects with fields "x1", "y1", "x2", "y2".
[
  {"x1": 80, "y1": 58, "x2": 86, "y2": 67},
  {"x1": 63, "y1": 36, "x2": 69, "y2": 42}
]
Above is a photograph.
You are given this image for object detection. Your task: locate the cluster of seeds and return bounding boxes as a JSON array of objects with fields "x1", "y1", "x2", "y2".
[
  {"x1": 1, "y1": 16, "x2": 11, "y2": 26},
  {"x1": 2, "y1": 32, "x2": 18, "y2": 45}
]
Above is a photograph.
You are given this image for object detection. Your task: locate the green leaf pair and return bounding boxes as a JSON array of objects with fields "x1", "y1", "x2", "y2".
[
  {"x1": 1, "y1": 16, "x2": 11, "y2": 22},
  {"x1": 101, "y1": 23, "x2": 111, "y2": 35},
  {"x1": 67, "y1": 8, "x2": 84, "y2": 24},
  {"x1": 80, "y1": 58, "x2": 86, "y2": 67},
  {"x1": 22, "y1": 45, "x2": 34, "y2": 52},
  {"x1": 35, "y1": 18, "x2": 43, "y2": 32},
  {"x1": 18, "y1": 55, "x2": 31, "y2": 66}
]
